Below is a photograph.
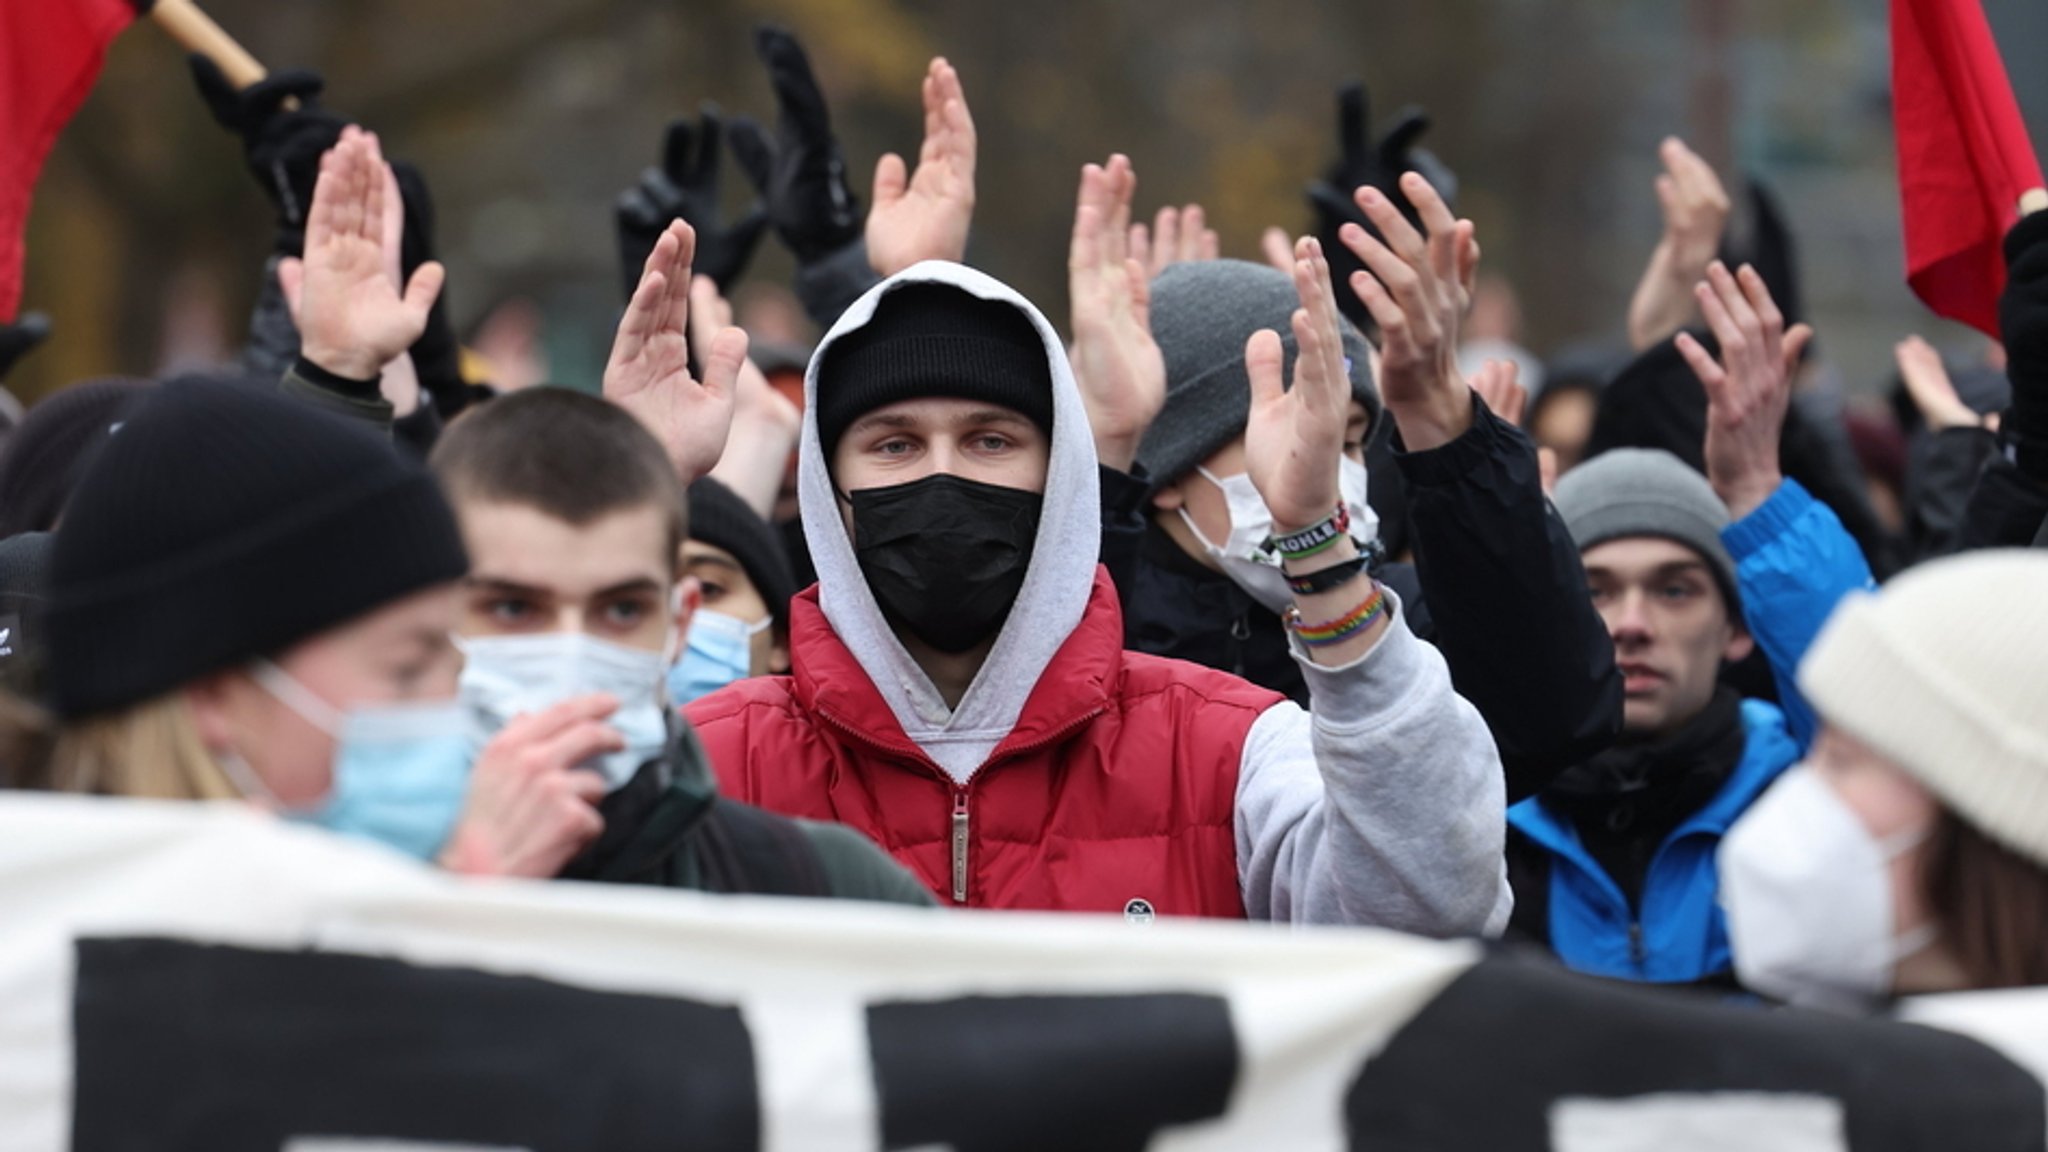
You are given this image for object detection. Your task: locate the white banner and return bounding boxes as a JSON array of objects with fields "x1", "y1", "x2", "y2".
[{"x1": 0, "y1": 793, "x2": 2042, "y2": 1152}]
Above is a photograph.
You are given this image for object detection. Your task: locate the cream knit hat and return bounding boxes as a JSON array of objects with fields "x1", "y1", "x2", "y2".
[{"x1": 1799, "y1": 550, "x2": 2048, "y2": 867}]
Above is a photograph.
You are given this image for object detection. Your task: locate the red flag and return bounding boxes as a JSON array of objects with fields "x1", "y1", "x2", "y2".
[
  {"x1": 1892, "y1": 0, "x2": 2044, "y2": 337},
  {"x1": 0, "y1": 0, "x2": 140, "y2": 322}
]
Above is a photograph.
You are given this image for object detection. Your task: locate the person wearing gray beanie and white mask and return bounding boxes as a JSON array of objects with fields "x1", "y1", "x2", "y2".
[
  {"x1": 1070, "y1": 156, "x2": 1622, "y2": 806},
  {"x1": 1720, "y1": 549, "x2": 2048, "y2": 1008}
]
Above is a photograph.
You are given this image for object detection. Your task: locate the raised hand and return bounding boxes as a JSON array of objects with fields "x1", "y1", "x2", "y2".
[
  {"x1": 1245, "y1": 237, "x2": 1350, "y2": 534},
  {"x1": 281, "y1": 125, "x2": 405, "y2": 311},
  {"x1": 1306, "y1": 82, "x2": 1459, "y2": 331},
  {"x1": 1306, "y1": 83, "x2": 1456, "y2": 241},
  {"x1": 1067, "y1": 155, "x2": 1165, "y2": 472},
  {"x1": 1469, "y1": 358, "x2": 1526, "y2": 428},
  {"x1": 696, "y1": 274, "x2": 801, "y2": 515},
  {"x1": 1338, "y1": 171, "x2": 1479, "y2": 451},
  {"x1": 439, "y1": 694, "x2": 618, "y2": 878},
  {"x1": 1628, "y1": 137, "x2": 1732, "y2": 350},
  {"x1": 1895, "y1": 336, "x2": 1993, "y2": 432},
  {"x1": 727, "y1": 26, "x2": 863, "y2": 265},
  {"x1": 288, "y1": 129, "x2": 444, "y2": 380},
  {"x1": 1260, "y1": 227, "x2": 1296, "y2": 273},
  {"x1": 1128, "y1": 203, "x2": 1220, "y2": 277},
  {"x1": 1675, "y1": 261, "x2": 1814, "y2": 520},
  {"x1": 617, "y1": 105, "x2": 769, "y2": 300},
  {"x1": 866, "y1": 57, "x2": 977, "y2": 276},
  {"x1": 606, "y1": 221, "x2": 750, "y2": 483},
  {"x1": 189, "y1": 56, "x2": 342, "y2": 245}
]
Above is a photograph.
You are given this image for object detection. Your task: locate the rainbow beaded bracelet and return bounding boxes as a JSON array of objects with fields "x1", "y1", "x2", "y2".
[{"x1": 1285, "y1": 582, "x2": 1388, "y2": 648}]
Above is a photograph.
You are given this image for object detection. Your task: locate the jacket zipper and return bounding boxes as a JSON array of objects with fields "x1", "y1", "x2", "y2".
[
  {"x1": 951, "y1": 788, "x2": 971, "y2": 904},
  {"x1": 1628, "y1": 921, "x2": 1647, "y2": 970},
  {"x1": 814, "y1": 703, "x2": 1106, "y2": 908}
]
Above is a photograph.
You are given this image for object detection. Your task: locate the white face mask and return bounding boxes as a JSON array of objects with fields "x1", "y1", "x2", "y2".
[
  {"x1": 1718, "y1": 765, "x2": 1936, "y2": 1012},
  {"x1": 456, "y1": 631, "x2": 673, "y2": 791},
  {"x1": 1176, "y1": 457, "x2": 1379, "y2": 614}
]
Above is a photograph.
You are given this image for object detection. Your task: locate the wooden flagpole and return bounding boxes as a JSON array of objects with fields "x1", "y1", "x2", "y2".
[{"x1": 147, "y1": 0, "x2": 268, "y2": 89}]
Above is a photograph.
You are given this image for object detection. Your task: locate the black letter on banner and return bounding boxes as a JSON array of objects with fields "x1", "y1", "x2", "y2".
[
  {"x1": 1342, "y1": 956, "x2": 2047, "y2": 1152},
  {"x1": 72, "y1": 938, "x2": 761, "y2": 1152},
  {"x1": 867, "y1": 994, "x2": 1238, "y2": 1151}
]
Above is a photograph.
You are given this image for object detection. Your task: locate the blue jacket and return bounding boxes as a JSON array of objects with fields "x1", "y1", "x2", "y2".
[{"x1": 1507, "y1": 480, "x2": 1875, "y2": 983}]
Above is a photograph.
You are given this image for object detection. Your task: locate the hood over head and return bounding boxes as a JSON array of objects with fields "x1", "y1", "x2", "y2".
[{"x1": 799, "y1": 261, "x2": 1100, "y2": 782}]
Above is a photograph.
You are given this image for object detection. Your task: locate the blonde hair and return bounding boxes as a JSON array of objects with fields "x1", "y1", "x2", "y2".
[{"x1": 43, "y1": 693, "x2": 239, "y2": 801}]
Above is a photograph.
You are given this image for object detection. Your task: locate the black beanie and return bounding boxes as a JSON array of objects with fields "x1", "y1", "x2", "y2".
[
  {"x1": 815, "y1": 283, "x2": 1054, "y2": 459},
  {"x1": 687, "y1": 478, "x2": 799, "y2": 632},
  {"x1": 0, "y1": 531, "x2": 51, "y2": 698},
  {"x1": 47, "y1": 376, "x2": 468, "y2": 718},
  {"x1": 0, "y1": 377, "x2": 151, "y2": 537}
]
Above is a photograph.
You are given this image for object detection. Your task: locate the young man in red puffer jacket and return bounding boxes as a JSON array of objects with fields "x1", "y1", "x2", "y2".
[{"x1": 688, "y1": 254, "x2": 1507, "y2": 933}]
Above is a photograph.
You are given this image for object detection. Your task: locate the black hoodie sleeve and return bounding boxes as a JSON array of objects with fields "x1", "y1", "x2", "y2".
[
  {"x1": 1946, "y1": 211, "x2": 2048, "y2": 550},
  {"x1": 1905, "y1": 425, "x2": 1999, "y2": 562},
  {"x1": 1393, "y1": 394, "x2": 1624, "y2": 802},
  {"x1": 1999, "y1": 209, "x2": 2048, "y2": 483},
  {"x1": 1959, "y1": 455, "x2": 2048, "y2": 551}
]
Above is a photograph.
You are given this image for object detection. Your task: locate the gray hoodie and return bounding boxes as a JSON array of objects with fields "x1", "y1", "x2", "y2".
[{"x1": 800, "y1": 261, "x2": 1510, "y2": 935}]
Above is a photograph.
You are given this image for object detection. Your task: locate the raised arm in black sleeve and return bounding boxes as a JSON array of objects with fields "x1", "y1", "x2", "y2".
[
  {"x1": 1395, "y1": 393, "x2": 1623, "y2": 802},
  {"x1": 1947, "y1": 209, "x2": 2048, "y2": 549}
]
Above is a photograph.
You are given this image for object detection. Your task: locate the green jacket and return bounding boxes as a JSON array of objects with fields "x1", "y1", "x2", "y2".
[{"x1": 559, "y1": 722, "x2": 934, "y2": 907}]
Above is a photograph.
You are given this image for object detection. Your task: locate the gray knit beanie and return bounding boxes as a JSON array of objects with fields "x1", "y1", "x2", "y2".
[
  {"x1": 1800, "y1": 550, "x2": 2048, "y2": 868},
  {"x1": 1553, "y1": 448, "x2": 1738, "y2": 610},
  {"x1": 1137, "y1": 260, "x2": 1382, "y2": 486}
]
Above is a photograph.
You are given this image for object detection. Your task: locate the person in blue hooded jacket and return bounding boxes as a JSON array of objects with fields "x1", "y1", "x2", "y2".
[{"x1": 1505, "y1": 262, "x2": 1873, "y2": 988}]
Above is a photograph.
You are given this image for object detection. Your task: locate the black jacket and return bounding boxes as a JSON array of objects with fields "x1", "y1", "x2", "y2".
[
  {"x1": 1903, "y1": 425, "x2": 2000, "y2": 563},
  {"x1": 1105, "y1": 397, "x2": 1621, "y2": 803},
  {"x1": 1960, "y1": 454, "x2": 2048, "y2": 552},
  {"x1": 560, "y1": 722, "x2": 935, "y2": 905}
]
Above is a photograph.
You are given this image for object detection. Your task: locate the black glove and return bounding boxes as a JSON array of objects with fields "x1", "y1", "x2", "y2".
[
  {"x1": 2000, "y1": 210, "x2": 2048, "y2": 478},
  {"x1": 192, "y1": 56, "x2": 468, "y2": 419},
  {"x1": 726, "y1": 26, "x2": 863, "y2": 266},
  {"x1": 190, "y1": 56, "x2": 348, "y2": 250},
  {"x1": 1304, "y1": 83, "x2": 1459, "y2": 330},
  {"x1": 617, "y1": 104, "x2": 770, "y2": 302},
  {"x1": 0, "y1": 313, "x2": 50, "y2": 384}
]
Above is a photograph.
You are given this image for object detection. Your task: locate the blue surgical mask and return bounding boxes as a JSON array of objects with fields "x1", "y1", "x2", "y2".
[
  {"x1": 243, "y1": 660, "x2": 473, "y2": 861},
  {"x1": 456, "y1": 631, "x2": 671, "y2": 791},
  {"x1": 668, "y1": 610, "x2": 771, "y2": 705}
]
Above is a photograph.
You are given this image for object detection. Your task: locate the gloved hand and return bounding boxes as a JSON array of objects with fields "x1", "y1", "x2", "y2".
[
  {"x1": 726, "y1": 26, "x2": 863, "y2": 266},
  {"x1": 0, "y1": 313, "x2": 50, "y2": 384},
  {"x1": 1304, "y1": 83, "x2": 1459, "y2": 330},
  {"x1": 190, "y1": 56, "x2": 348, "y2": 250},
  {"x1": 192, "y1": 56, "x2": 468, "y2": 418},
  {"x1": 617, "y1": 104, "x2": 770, "y2": 302}
]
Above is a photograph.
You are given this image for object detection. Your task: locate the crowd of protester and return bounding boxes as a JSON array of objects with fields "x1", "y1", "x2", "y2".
[{"x1": 2, "y1": 24, "x2": 2047, "y2": 1025}]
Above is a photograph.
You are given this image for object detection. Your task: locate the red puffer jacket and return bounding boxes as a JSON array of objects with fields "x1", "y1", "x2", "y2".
[{"x1": 686, "y1": 569, "x2": 1286, "y2": 915}]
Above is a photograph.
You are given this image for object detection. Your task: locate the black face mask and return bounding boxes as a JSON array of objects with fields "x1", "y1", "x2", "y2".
[{"x1": 848, "y1": 473, "x2": 1043, "y2": 654}]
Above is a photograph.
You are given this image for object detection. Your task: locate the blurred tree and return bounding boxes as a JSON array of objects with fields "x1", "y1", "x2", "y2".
[{"x1": 18, "y1": 0, "x2": 2000, "y2": 404}]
